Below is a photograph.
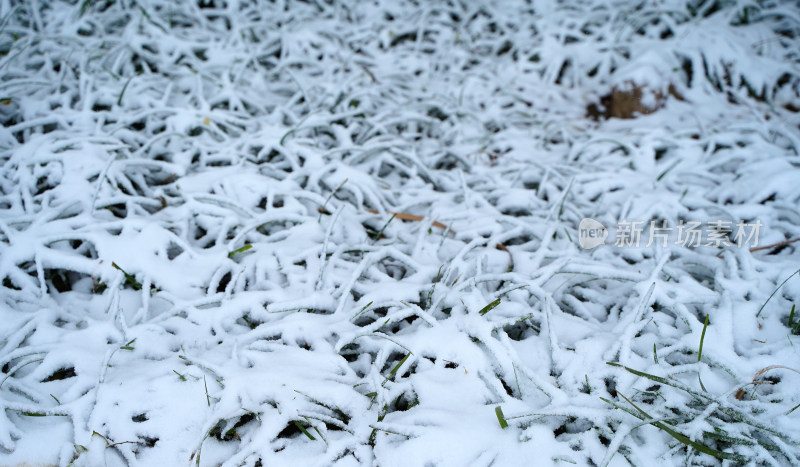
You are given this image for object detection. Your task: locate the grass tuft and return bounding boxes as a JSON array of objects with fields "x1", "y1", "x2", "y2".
[{"x1": 606, "y1": 392, "x2": 747, "y2": 462}]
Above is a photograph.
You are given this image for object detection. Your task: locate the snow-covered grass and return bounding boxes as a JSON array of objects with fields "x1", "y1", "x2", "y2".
[{"x1": 1, "y1": 0, "x2": 800, "y2": 465}]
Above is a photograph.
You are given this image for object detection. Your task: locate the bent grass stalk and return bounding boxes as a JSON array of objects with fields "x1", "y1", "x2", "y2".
[
  {"x1": 698, "y1": 314, "x2": 709, "y2": 361},
  {"x1": 756, "y1": 269, "x2": 800, "y2": 318},
  {"x1": 389, "y1": 352, "x2": 411, "y2": 378}
]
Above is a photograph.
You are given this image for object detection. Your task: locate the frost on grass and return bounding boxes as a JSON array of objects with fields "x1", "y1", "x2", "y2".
[{"x1": 1, "y1": 0, "x2": 800, "y2": 466}]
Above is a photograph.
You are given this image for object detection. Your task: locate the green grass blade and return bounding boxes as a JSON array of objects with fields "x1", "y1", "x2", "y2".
[
  {"x1": 652, "y1": 418, "x2": 743, "y2": 461},
  {"x1": 137, "y1": 6, "x2": 167, "y2": 33},
  {"x1": 227, "y1": 244, "x2": 252, "y2": 258},
  {"x1": 111, "y1": 262, "x2": 142, "y2": 290},
  {"x1": 790, "y1": 304, "x2": 800, "y2": 334},
  {"x1": 656, "y1": 159, "x2": 680, "y2": 181},
  {"x1": 698, "y1": 314, "x2": 709, "y2": 361},
  {"x1": 434, "y1": 264, "x2": 444, "y2": 282},
  {"x1": 293, "y1": 420, "x2": 317, "y2": 440},
  {"x1": 478, "y1": 297, "x2": 501, "y2": 316},
  {"x1": 318, "y1": 178, "x2": 347, "y2": 220},
  {"x1": 0, "y1": 358, "x2": 44, "y2": 389},
  {"x1": 557, "y1": 176, "x2": 575, "y2": 220},
  {"x1": 117, "y1": 76, "x2": 134, "y2": 106},
  {"x1": 698, "y1": 373, "x2": 708, "y2": 392},
  {"x1": 373, "y1": 213, "x2": 397, "y2": 242},
  {"x1": 280, "y1": 128, "x2": 295, "y2": 145},
  {"x1": 79, "y1": 0, "x2": 93, "y2": 17},
  {"x1": 607, "y1": 362, "x2": 676, "y2": 389},
  {"x1": 390, "y1": 352, "x2": 411, "y2": 377},
  {"x1": 495, "y1": 406, "x2": 509, "y2": 429},
  {"x1": 616, "y1": 391, "x2": 653, "y2": 418},
  {"x1": 704, "y1": 429, "x2": 755, "y2": 447}
]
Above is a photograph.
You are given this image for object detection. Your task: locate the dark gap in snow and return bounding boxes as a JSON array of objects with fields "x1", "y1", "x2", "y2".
[
  {"x1": 194, "y1": 224, "x2": 208, "y2": 240},
  {"x1": 303, "y1": 308, "x2": 332, "y2": 315},
  {"x1": 503, "y1": 234, "x2": 534, "y2": 246},
  {"x1": 503, "y1": 319, "x2": 539, "y2": 341},
  {"x1": 349, "y1": 290, "x2": 362, "y2": 303},
  {"x1": 760, "y1": 193, "x2": 776, "y2": 204},
  {"x1": 767, "y1": 244, "x2": 790, "y2": 255},
  {"x1": 275, "y1": 421, "x2": 304, "y2": 441},
  {"x1": 387, "y1": 391, "x2": 418, "y2": 413},
  {"x1": 42, "y1": 367, "x2": 76, "y2": 382},
  {"x1": 554, "y1": 60, "x2": 571, "y2": 85},
  {"x1": 140, "y1": 436, "x2": 158, "y2": 447},
  {"x1": 498, "y1": 374, "x2": 515, "y2": 397},
  {"x1": 104, "y1": 203, "x2": 128, "y2": 219},
  {"x1": 45, "y1": 269, "x2": 93, "y2": 294},
  {"x1": 166, "y1": 243, "x2": 183, "y2": 260},
  {"x1": 216, "y1": 272, "x2": 232, "y2": 293},
  {"x1": 2, "y1": 276, "x2": 20, "y2": 291},
  {"x1": 603, "y1": 377, "x2": 616, "y2": 397}
]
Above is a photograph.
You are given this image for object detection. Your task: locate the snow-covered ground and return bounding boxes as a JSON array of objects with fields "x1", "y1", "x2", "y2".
[{"x1": 1, "y1": 0, "x2": 800, "y2": 465}]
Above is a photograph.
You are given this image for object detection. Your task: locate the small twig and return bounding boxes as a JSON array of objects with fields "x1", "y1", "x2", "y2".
[
  {"x1": 92, "y1": 431, "x2": 142, "y2": 448},
  {"x1": 735, "y1": 365, "x2": 800, "y2": 400},
  {"x1": 109, "y1": 439, "x2": 143, "y2": 448},
  {"x1": 365, "y1": 208, "x2": 514, "y2": 270},
  {"x1": 748, "y1": 237, "x2": 800, "y2": 253},
  {"x1": 359, "y1": 64, "x2": 378, "y2": 83},
  {"x1": 496, "y1": 242, "x2": 514, "y2": 271},
  {"x1": 366, "y1": 209, "x2": 448, "y2": 230},
  {"x1": 717, "y1": 237, "x2": 800, "y2": 258}
]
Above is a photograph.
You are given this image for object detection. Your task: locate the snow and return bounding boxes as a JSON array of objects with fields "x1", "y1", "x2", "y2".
[{"x1": 1, "y1": 0, "x2": 800, "y2": 466}]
